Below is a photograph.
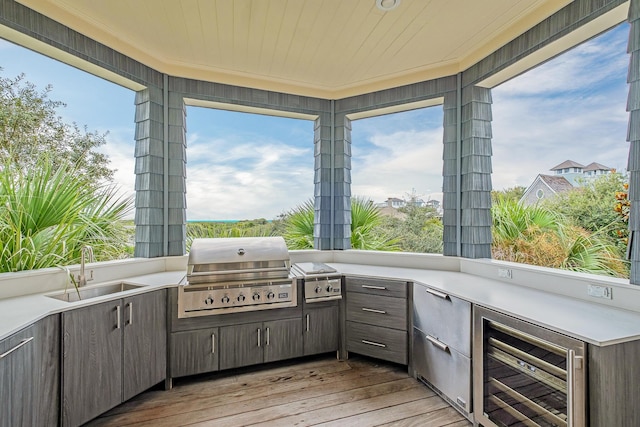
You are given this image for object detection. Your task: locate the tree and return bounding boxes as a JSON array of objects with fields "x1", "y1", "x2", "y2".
[
  {"x1": 0, "y1": 72, "x2": 113, "y2": 182},
  {"x1": 0, "y1": 156, "x2": 132, "y2": 272},
  {"x1": 283, "y1": 197, "x2": 400, "y2": 251},
  {"x1": 492, "y1": 186, "x2": 526, "y2": 204},
  {"x1": 543, "y1": 172, "x2": 628, "y2": 250},
  {"x1": 492, "y1": 197, "x2": 628, "y2": 277}
]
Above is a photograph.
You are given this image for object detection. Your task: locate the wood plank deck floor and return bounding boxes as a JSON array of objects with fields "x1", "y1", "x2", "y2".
[{"x1": 88, "y1": 355, "x2": 472, "y2": 427}]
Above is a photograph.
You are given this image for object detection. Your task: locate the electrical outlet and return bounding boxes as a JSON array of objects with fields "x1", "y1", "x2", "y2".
[
  {"x1": 588, "y1": 284, "x2": 612, "y2": 300},
  {"x1": 498, "y1": 268, "x2": 512, "y2": 279}
]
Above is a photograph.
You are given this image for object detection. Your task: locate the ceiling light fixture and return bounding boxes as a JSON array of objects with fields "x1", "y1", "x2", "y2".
[{"x1": 376, "y1": 0, "x2": 400, "y2": 12}]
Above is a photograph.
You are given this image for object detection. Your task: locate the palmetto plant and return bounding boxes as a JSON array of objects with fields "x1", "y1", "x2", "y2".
[
  {"x1": 492, "y1": 198, "x2": 627, "y2": 278},
  {"x1": 0, "y1": 156, "x2": 132, "y2": 273},
  {"x1": 284, "y1": 197, "x2": 399, "y2": 251}
]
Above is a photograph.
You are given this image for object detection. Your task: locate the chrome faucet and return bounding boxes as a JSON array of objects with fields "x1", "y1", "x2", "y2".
[{"x1": 78, "y1": 246, "x2": 94, "y2": 287}]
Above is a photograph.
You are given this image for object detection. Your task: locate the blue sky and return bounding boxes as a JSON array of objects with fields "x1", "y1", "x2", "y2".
[{"x1": 0, "y1": 22, "x2": 631, "y2": 220}]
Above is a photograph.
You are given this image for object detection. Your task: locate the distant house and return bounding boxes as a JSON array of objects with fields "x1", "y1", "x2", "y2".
[
  {"x1": 520, "y1": 160, "x2": 613, "y2": 205},
  {"x1": 520, "y1": 174, "x2": 574, "y2": 205},
  {"x1": 550, "y1": 160, "x2": 612, "y2": 185},
  {"x1": 384, "y1": 197, "x2": 405, "y2": 209}
]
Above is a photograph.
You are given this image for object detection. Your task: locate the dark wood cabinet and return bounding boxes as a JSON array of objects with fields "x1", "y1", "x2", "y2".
[
  {"x1": 219, "y1": 322, "x2": 263, "y2": 370},
  {"x1": 303, "y1": 303, "x2": 339, "y2": 356},
  {"x1": 264, "y1": 317, "x2": 303, "y2": 363},
  {"x1": 170, "y1": 328, "x2": 219, "y2": 377},
  {"x1": 0, "y1": 315, "x2": 59, "y2": 427},
  {"x1": 123, "y1": 290, "x2": 167, "y2": 401},
  {"x1": 62, "y1": 300, "x2": 122, "y2": 427},
  {"x1": 219, "y1": 318, "x2": 303, "y2": 370},
  {"x1": 62, "y1": 289, "x2": 166, "y2": 426}
]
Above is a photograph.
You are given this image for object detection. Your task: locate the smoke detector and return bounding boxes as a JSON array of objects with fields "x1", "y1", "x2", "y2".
[{"x1": 376, "y1": 0, "x2": 400, "y2": 12}]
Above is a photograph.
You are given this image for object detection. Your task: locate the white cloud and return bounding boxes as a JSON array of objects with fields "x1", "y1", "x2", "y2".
[
  {"x1": 185, "y1": 135, "x2": 313, "y2": 220},
  {"x1": 351, "y1": 127, "x2": 444, "y2": 204}
]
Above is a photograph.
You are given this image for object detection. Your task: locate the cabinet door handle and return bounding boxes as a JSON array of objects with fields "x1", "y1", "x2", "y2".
[
  {"x1": 425, "y1": 334, "x2": 449, "y2": 352},
  {"x1": 266, "y1": 327, "x2": 270, "y2": 346},
  {"x1": 362, "y1": 339, "x2": 386, "y2": 348},
  {"x1": 127, "y1": 302, "x2": 133, "y2": 325},
  {"x1": 426, "y1": 288, "x2": 450, "y2": 300},
  {"x1": 257, "y1": 328, "x2": 261, "y2": 347},
  {"x1": 306, "y1": 314, "x2": 310, "y2": 332},
  {"x1": 211, "y1": 333, "x2": 215, "y2": 354},
  {"x1": 0, "y1": 337, "x2": 34, "y2": 359},
  {"x1": 362, "y1": 285, "x2": 387, "y2": 290},
  {"x1": 362, "y1": 307, "x2": 386, "y2": 314},
  {"x1": 116, "y1": 305, "x2": 121, "y2": 329}
]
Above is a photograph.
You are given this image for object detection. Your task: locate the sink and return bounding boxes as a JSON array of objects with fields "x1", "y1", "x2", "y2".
[{"x1": 46, "y1": 282, "x2": 146, "y2": 302}]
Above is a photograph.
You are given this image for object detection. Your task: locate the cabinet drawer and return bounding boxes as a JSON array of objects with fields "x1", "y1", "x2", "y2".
[
  {"x1": 346, "y1": 277, "x2": 407, "y2": 299},
  {"x1": 346, "y1": 321, "x2": 407, "y2": 364},
  {"x1": 347, "y1": 292, "x2": 406, "y2": 330},
  {"x1": 412, "y1": 327, "x2": 471, "y2": 415},
  {"x1": 413, "y1": 283, "x2": 471, "y2": 356}
]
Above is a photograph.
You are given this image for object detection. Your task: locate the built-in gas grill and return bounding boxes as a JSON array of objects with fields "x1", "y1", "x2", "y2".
[{"x1": 178, "y1": 237, "x2": 296, "y2": 318}]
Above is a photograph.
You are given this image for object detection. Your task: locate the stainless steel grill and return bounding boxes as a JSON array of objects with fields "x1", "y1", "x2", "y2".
[{"x1": 178, "y1": 237, "x2": 296, "y2": 318}]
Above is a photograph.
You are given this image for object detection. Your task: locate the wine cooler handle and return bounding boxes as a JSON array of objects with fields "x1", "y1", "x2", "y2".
[{"x1": 568, "y1": 349, "x2": 585, "y2": 427}]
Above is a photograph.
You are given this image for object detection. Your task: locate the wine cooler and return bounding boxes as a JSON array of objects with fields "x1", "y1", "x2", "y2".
[{"x1": 474, "y1": 306, "x2": 586, "y2": 427}]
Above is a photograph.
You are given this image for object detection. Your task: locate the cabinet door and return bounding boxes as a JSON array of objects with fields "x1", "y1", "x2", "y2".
[
  {"x1": 304, "y1": 305, "x2": 339, "y2": 356},
  {"x1": 62, "y1": 301, "x2": 122, "y2": 427},
  {"x1": 123, "y1": 290, "x2": 167, "y2": 401},
  {"x1": 32, "y1": 315, "x2": 60, "y2": 427},
  {"x1": 219, "y1": 322, "x2": 263, "y2": 370},
  {"x1": 264, "y1": 318, "x2": 303, "y2": 363},
  {"x1": 0, "y1": 324, "x2": 35, "y2": 427},
  {"x1": 171, "y1": 328, "x2": 219, "y2": 377}
]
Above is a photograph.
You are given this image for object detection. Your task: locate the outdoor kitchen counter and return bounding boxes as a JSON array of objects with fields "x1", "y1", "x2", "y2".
[
  {"x1": 0, "y1": 270, "x2": 185, "y2": 341},
  {"x1": 329, "y1": 263, "x2": 640, "y2": 347},
  {"x1": 2, "y1": 263, "x2": 640, "y2": 347}
]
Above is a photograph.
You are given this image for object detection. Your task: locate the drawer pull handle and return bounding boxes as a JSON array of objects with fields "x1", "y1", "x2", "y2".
[
  {"x1": 362, "y1": 285, "x2": 387, "y2": 290},
  {"x1": 0, "y1": 337, "x2": 34, "y2": 359},
  {"x1": 425, "y1": 334, "x2": 449, "y2": 352},
  {"x1": 426, "y1": 288, "x2": 450, "y2": 300},
  {"x1": 362, "y1": 307, "x2": 386, "y2": 314},
  {"x1": 362, "y1": 339, "x2": 386, "y2": 348}
]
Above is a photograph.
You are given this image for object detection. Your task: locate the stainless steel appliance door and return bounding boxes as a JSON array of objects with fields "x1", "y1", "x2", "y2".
[{"x1": 473, "y1": 306, "x2": 586, "y2": 427}]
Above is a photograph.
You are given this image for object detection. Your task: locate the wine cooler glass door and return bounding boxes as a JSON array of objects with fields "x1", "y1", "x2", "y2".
[{"x1": 474, "y1": 306, "x2": 586, "y2": 427}]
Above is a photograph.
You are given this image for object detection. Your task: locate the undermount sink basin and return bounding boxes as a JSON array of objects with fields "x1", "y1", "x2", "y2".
[{"x1": 47, "y1": 282, "x2": 145, "y2": 302}]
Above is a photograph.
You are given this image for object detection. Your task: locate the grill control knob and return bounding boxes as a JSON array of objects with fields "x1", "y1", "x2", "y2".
[
  {"x1": 221, "y1": 296, "x2": 230, "y2": 304},
  {"x1": 252, "y1": 293, "x2": 261, "y2": 301},
  {"x1": 205, "y1": 296, "x2": 214, "y2": 305},
  {"x1": 326, "y1": 284, "x2": 333, "y2": 293},
  {"x1": 267, "y1": 291, "x2": 275, "y2": 300},
  {"x1": 237, "y1": 294, "x2": 246, "y2": 302},
  {"x1": 315, "y1": 286, "x2": 322, "y2": 294}
]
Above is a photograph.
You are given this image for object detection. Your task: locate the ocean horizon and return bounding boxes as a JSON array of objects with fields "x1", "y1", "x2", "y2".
[{"x1": 187, "y1": 219, "x2": 273, "y2": 223}]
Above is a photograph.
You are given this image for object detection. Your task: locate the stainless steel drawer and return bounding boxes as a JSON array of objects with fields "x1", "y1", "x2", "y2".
[
  {"x1": 345, "y1": 277, "x2": 407, "y2": 299},
  {"x1": 346, "y1": 321, "x2": 407, "y2": 364},
  {"x1": 413, "y1": 283, "x2": 471, "y2": 356},
  {"x1": 412, "y1": 327, "x2": 471, "y2": 415},
  {"x1": 346, "y1": 292, "x2": 407, "y2": 331}
]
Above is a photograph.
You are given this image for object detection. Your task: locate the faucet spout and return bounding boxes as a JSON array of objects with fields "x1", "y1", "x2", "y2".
[{"x1": 78, "y1": 246, "x2": 94, "y2": 287}]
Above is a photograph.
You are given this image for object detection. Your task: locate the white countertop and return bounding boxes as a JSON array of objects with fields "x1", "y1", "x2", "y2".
[
  {"x1": 0, "y1": 271, "x2": 185, "y2": 341},
  {"x1": 2, "y1": 263, "x2": 640, "y2": 347},
  {"x1": 328, "y1": 263, "x2": 640, "y2": 347}
]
